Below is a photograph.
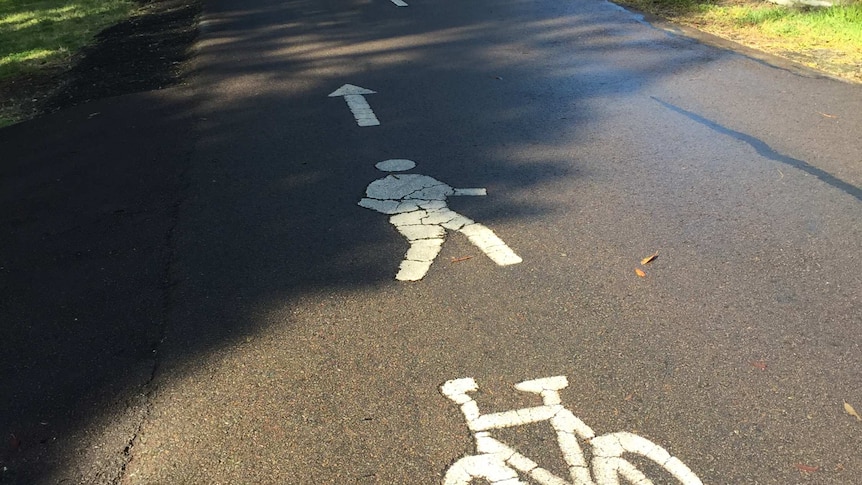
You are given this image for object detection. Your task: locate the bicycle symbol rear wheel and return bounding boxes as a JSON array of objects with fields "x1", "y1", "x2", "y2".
[{"x1": 443, "y1": 454, "x2": 528, "y2": 485}]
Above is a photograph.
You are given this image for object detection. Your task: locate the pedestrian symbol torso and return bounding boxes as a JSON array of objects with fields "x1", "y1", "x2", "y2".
[{"x1": 365, "y1": 174, "x2": 454, "y2": 204}]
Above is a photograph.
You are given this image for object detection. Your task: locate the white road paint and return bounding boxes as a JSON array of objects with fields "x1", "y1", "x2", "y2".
[
  {"x1": 328, "y1": 84, "x2": 380, "y2": 127},
  {"x1": 391, "y1": 0, "x2": 408, "y2": 6},
  {"x1": 377, "y1": 159, "x2": 415, "y2": 171},
  {"x1": 358, "y1": 159, "x2": 522, "y2": 281},
  {"x1": 440, "y1": 376, "x2": 703, "y2": 485}
]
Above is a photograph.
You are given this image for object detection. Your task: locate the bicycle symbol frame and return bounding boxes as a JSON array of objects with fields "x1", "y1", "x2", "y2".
[{"x1": 441, "y1": 376, "x2": 703, "y2": 485}]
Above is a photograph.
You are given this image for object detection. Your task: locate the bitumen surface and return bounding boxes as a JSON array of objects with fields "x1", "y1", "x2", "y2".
[
  {"x1": 2, "y1": 0, "x2": 861, "y2": 483},
  {"x1": 0, "y1": 90, "x2": 195, "y2": 482}
]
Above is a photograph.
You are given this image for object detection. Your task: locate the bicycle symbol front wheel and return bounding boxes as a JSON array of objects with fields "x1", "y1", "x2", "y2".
[{"x1": 590, "y1": 432, "x2": 703, "y2": 485}]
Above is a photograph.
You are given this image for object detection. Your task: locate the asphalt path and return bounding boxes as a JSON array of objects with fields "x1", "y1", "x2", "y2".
[{"x1": 2, "y1": 0, "x2": 861, "y2": 483}]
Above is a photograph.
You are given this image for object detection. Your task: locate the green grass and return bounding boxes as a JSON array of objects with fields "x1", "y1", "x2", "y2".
[
  {"x1": 618, "y1": 0, "x2": 862, "y2": 81},
  {"x1": 727, "y1": 3, "x2": 862, "y2": 40},
  {"x1": 0, "y1": 0, "x2": 135, "y2": 80},
  {"x1": 703, "y1": 2, "x2": 862, "y2": 53}
]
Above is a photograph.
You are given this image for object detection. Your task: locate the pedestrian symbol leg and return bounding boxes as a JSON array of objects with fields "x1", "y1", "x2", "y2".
[
  {"x1": 391, "y1": 211, "x2": 446, "y2": 281},
  {"x1": 458, "y1": 223, "x2": 523, "y2": 266},
  {"x1": 426, "y1": 205, "x2": 522, "y2": 266}
]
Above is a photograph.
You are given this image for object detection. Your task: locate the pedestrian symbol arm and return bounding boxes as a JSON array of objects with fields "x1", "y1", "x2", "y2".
[
  {"x1": 359, "y1": 197, "x2": 400, "y2": 214},
  {"x1": 452, "y1": 188, "x2": 487, "y2": 196}
]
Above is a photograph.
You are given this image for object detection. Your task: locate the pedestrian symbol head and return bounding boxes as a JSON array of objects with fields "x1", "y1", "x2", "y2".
[{"x1": 376, "y1": 159, "x2": 416, "y2": 172}]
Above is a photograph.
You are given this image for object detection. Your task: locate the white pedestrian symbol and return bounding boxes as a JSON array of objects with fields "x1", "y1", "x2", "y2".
[
  {"x1": 441, "y1": 376, "x2": 704, "y2": 485},
  {"x1": 358, "y1": 159, "x2": 522, "y2": 281}
]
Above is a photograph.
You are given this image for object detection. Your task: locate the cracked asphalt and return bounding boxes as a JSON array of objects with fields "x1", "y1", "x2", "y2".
[{"x1": 2, "y1": 0, "x2": 861, "y2": 483}]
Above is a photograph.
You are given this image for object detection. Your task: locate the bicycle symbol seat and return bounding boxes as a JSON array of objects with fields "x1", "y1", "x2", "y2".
[{"x1": 440, "y1": 376, "x2": 703, "y2": 485}]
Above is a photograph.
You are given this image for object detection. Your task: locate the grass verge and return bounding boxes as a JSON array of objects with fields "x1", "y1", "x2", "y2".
[
  {"x1": 615, "y1": 0, "x2": 862, "y2": 82},
  {"x1": 0, "y1": 0, "x2": 136, "y2": 127},
  {"x1": 1, "y1": 0, "x2": 135, "y2": 80}
]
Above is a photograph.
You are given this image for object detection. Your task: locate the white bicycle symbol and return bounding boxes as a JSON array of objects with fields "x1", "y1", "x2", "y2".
[{"x1": 441, "y1": 376, "x2": 704, "y2": 485}]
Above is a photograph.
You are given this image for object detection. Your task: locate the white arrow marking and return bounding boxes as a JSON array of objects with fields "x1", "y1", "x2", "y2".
[
  {"x1": 328, "y1": 84, "x2": 380, "y2": 127},
  {"x1": 391, "y1": 0, "x2": 408, "y2": 6}
]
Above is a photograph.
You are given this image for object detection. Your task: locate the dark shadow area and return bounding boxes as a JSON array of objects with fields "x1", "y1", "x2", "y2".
[
  {"x1": 1, "y1": 0, "x2": 723, "y2": 481},
  {"x1": 2, "y1": 1, "x2": 202, "y2": 482},
  {"x1": 0, "y1": 91, "x2": 196, "y2": 483}
]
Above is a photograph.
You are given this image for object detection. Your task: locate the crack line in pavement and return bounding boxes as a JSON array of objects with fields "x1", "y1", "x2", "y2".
[
  {"x1": 653, "y1": 96, "x2": 862, "y2": 203},
  {"x1": 112, "y1": 161, "x2": 189, "y2": 484}
]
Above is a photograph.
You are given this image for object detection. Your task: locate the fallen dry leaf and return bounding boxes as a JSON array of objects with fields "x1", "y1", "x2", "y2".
[
  {"x1": 794, "y1": 464, "x2": 819, "y2": 473},
  {"x1": 451, "y1": 256, "x2": 473, "y2": 263},
  {"x1": 844, "y1": 401, "x2": 861, "y2": 421},
  {"x1": 751, "y1": 361, "x2": 767, "y2": 371},
  {"x1": 635, "y1": 268, "x2": 646, "y2": 277},
  {"x1": 9, "y1": 434, "x2": 20, "y2": 450},
  {"x1": 624, "y1": 393, "x2": 635, "y2": 401},
  {"x1": 640, "y1": 252, "x2": 659, "y2": 265}
]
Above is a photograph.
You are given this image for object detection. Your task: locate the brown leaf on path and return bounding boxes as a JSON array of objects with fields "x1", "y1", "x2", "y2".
[
  {"x1": 844, "y1": 401, "x2": 862, "y2": 421},
  {"x1": 794, "y1": 464, "x2": 819, "y2": 473},
  {"x1": 751, "y1": 360, "x2": 767, "y2": 371},
  {"x1": 451, "y1": 256, "x2": 473, "y2": 263},
  {"x1": 640, "y1": 252, "x2": 659, "y2": 265},
  {"x1": 635, "y1": 268, "x2": 646, "y2": 277}
]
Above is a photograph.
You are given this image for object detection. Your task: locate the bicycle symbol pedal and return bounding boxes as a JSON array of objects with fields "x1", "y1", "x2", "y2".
[{"x1": 441, "y1": 376, "x2": 703, "y2": 485}]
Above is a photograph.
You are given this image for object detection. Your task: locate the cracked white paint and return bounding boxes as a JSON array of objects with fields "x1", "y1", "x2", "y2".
[
  {"x1": 358, "y1": 160, "x2": 522, "y2": 281},
  {"x1": 440, "y1": 376, "x2": 703, "y2": 485},
  {"x1": 329, "y1": 84, "x2": 380, "y2": 126}
]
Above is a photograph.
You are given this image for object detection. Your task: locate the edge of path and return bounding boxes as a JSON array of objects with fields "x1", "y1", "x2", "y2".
[
  {"x1": 0, "y1": 0, "x2": 203, "y2": 126},
  {"x1": 618, "y1": 3, "x2": 857, "y2": 85},
  {"x1": 0, "y1": 1, "x2": 201, "y2": 484}
]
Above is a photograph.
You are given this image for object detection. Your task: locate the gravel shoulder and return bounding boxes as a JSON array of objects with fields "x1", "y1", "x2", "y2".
[{"x1": 0, "y1": 0, "x2": 201, "y2": 127}]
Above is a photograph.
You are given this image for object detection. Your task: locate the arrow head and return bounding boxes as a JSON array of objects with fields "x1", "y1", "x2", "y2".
[{"x1": 328, "y1": 84, "x2": 377, "y2": 97}]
